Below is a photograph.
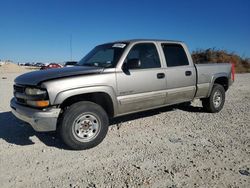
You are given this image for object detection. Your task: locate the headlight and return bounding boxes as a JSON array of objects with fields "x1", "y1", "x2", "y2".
[{"x1": 25, "y1": 88, "x2": 47, "y2": 95}]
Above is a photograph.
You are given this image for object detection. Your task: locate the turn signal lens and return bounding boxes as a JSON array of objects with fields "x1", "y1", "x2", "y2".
[
  {"x1": 27, "y1": 100, "x2": 49, "y2": 107},
  {"x1": 36, "y1": 100, "x2": 49, "y2": 107}
]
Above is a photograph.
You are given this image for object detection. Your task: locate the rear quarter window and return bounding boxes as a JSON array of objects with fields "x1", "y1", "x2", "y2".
[{"x1": 162, "y1": 44, "x2": 189, "y2": 67}]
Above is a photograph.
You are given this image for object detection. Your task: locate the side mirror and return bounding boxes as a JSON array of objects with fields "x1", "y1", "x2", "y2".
[{"x1": 126, "y1": 58, "x2": 141, "y2": 69}]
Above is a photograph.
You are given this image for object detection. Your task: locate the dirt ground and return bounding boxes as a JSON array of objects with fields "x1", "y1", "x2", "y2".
[{"x1": 0, "y1": 69, "x2": 249, "y2": 188}]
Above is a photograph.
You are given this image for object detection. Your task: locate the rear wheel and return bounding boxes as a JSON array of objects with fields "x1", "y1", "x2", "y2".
[
  {"x1": 202, "y1": 84, "x2": 225, "y2": 113},
  {"x1": 59, "y1": 101, "x2": 109, "y2": 150}
]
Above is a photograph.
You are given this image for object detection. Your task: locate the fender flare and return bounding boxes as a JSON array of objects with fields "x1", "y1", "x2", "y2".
[
  {"x1": 53, "y1": 86, "x2": 118, "y2": 116},
  {"x1": 207, "y1": 72, "x2": 229, "y2": 97}
]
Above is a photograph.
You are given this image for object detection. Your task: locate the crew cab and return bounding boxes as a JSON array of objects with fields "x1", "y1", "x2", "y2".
[{"x1": 10, "y1": 39, "x2": 234, "y2": 150}]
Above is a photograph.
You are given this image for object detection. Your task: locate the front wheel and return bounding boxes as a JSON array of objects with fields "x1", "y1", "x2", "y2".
[
  {"x1": 202, "y1": 84, "x2": 225, "y2": 113},
  {"x1": 59, "y1": 101, "x2": 109, "y2": 150}
]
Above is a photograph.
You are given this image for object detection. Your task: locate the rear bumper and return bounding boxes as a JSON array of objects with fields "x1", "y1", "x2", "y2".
[{"x1": 10, "y1": 98, "x2": 60, "y2": 132}]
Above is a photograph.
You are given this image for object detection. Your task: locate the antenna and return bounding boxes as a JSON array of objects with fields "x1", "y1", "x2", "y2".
[{"x1": 70, "y1": 34, "x2": 72, "y2": 61}]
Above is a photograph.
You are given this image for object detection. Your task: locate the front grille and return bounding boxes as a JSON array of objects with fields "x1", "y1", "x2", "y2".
[
  {"x1": 16, "y1": 98, "x2": 26, "y2": 104},
  {"x1": 14, "y1": 84, "x2": 26, "y2": 105},
  {"x1": 14, "y1": 85, "x2": 25, "y2": 93}
]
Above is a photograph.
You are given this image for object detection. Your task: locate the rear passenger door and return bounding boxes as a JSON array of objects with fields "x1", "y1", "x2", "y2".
[
  {"x1": 116, "y1": 43, "x2": 167, "y2": 114},
  {"x1": 161, "y1": 43, "x2": 196, "y2": 104}
]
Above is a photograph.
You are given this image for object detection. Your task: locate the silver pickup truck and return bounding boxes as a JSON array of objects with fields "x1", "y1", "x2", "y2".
[{"x1": 11, "y1": 39, "x2": 234, "y2": 150}]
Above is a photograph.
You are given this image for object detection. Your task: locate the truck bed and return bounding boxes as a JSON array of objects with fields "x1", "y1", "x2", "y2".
[{"x1": 195, "y1": 63, "x2": 232, "y2": 98}]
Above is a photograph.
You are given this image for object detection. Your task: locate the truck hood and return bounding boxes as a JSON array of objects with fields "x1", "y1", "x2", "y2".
[{"x1": 15, "y1": 66, "x2": 104, "y2": 86}]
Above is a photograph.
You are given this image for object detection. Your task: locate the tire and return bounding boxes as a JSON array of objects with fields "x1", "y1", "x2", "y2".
[
  {"x1": 202, "y1": 84, "x2": 225, "y2": 113},
  {"x1": 59, "y1": 101, "x2": 109, "y2": 150}
]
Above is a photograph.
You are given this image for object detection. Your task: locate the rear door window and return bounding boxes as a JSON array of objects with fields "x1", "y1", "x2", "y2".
[{"x1": 162, "y1": 44, "x2": 189, "y2": 67}]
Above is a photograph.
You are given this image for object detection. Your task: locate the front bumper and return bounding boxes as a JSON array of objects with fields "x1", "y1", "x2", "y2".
[{"x1": 10, "y1": 98, "x2": 61, "y2": 132}]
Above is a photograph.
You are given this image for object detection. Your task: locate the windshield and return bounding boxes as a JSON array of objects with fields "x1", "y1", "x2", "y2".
[{"x1": 77, "y1": 43, "x2": 128, "y2": 68}]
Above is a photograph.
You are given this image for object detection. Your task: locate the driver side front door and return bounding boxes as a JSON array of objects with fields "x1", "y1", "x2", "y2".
[{"x1": 116, "y1": 43, "x2": 167, "y2": 115}]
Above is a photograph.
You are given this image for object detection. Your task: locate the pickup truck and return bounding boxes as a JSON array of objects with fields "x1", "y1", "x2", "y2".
[{"x1": 11, "y1": 39, "x2": 234, "y2": 150}]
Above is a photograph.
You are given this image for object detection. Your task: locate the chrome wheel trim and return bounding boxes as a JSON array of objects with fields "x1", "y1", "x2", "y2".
[
  {"x1": 72, "y1": 113, "x2": 100, "y2": 142},
  {"x1": 213, "y1": 90, "x2": 222, "y2": 108}
]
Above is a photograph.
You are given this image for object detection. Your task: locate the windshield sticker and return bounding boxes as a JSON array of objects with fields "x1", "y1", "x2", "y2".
[{"x1": 112, "y1": 43, "x2": 126, "y2": 48}]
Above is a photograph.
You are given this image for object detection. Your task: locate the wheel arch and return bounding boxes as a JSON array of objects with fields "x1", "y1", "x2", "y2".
[
  {"x1": 208, "y1": 73, "x2": 229, "y2": 97},
  {"x1": 54, "y1": 86, "x2": 118, "y2": 118}
]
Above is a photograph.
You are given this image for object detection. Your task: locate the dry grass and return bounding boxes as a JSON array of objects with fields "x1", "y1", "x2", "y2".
[{"x1": 192, "y1": 48, "x2": 250, "y2": 73}]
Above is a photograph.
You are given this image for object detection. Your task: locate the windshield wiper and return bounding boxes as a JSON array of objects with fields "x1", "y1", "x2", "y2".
[
  {"x1": 80, "y1": 62, "x2": 112, "y2": 68},
  {"x1": 81, "y1": 63, "x2": 97, "y2": 67}
]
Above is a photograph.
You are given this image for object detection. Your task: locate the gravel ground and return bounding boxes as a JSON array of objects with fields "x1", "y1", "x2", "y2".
[{"x1": 0, "y1": 72, "x2": 249, "y2": 188}]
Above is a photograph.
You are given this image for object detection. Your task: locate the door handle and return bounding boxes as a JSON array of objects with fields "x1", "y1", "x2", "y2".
[
  {"x1": 157, "y1": 73, "x2": 165, "y2": 79},
  {"x1": 185, "y1": 71, "x2": 192, "y2": 76}
]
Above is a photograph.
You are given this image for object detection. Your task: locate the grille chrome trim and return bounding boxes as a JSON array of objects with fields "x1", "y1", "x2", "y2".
[{"x1": 14, "y1": 84, "x2": 25, "y2": 93}]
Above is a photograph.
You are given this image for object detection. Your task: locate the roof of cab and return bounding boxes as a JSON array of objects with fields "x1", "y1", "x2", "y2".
[{"x1": 114, "y1": 39, "x2": 183, "y2": 43}]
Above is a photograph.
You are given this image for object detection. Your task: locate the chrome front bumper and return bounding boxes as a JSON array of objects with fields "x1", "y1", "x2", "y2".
[{"x1": 10, "y1": 98, "x2": 60, "y2": 132}]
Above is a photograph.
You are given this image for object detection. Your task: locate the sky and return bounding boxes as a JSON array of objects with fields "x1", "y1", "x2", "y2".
[{"x1": 0, "y1": 0, "x2": 249, "y2": 63}]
